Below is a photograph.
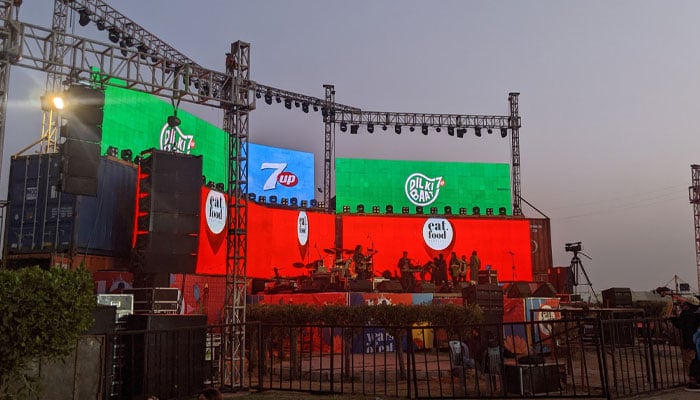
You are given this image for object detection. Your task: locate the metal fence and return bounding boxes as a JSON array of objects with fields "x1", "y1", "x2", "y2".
[{"x1": 61, "y1": 316, "x2": 687, "y2": 399}]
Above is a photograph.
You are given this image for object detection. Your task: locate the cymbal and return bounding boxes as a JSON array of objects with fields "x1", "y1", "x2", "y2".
[{"x1": 292, "y1": 262, "x2": 305, "y2": 269}]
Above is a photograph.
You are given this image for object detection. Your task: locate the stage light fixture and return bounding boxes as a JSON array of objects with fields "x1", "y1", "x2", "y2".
[
  {"x1": 340, "y1": 123, "x2": 347, "y2": 132},
  {"x1": 395, "y1": 125, "x2": 401, "y2": 134},
  {"x1": 215, "y1": 183, "x2": 224, "y2": 191},
  {"x1": 96, "y1": 20, "x2": 106, "y2": 31},
  {"x1": 207, "y1": 181, "x2": 216, "y2": 189},
  {"x1": 290, "y1": 197, "x2": 298, "y2": 206},
  {"x1": 382, "y1": 125, "x2": 387, "y2": 131},
  {"x1": 343, "y1": 205, "x2": 350, "y2": 213},
  {"x1": 372, "y1": 206, "x2": 380, "y2": 214},
  {"x1": 350, "y1": 125, "x2": 359, "y2": 134},
  {"x1": 444, "y1": 206, "x2": 452, "y2": 214},
  {"x1": 474, "y1": 127, "x2": 482, "y2": 137},
  {"x1": 78, "y1": 9, "x2": 91, "y2": 26},
  {"x1": 409, "y1": 126, "x2": 415, "y2": 132},
  {"x1": 416, "y1": 206, "x2": 424, "y2": 214},
  {"x1": 436, "y1": 127, "x2": 442, "y2": 133},
  {"x1": 421, "y1": 125, "x2": 428, "y2": 135},
  {"x1": 318, "y1": 201, "x2": 325, "y2": 208},
  {"x1": 281, "y1": 198, "x2": 289, "y2": 205},
  {"x1": 447, "y1": 126, "x2": 454, "y2": 136},
  {"x1": 386, "y1": 205, "x2": 393, "y2": 214},
  {"x1": 367, "y1": 124, "x2": 374, "y2": 133},
  {"x1": 498, "y1": 207, "x2": 507, "y2": 215},
  {"x1": 313, "y1": 105, "x2": 318, "y2": 112},
  {"x1": 137, "y1": 44, "x2": 149, "y2": 58},
  {"x1": 488, "y1": 128, "x2": 493, "y2": 134},
  {"x1": 106, "y1": 146, "x2": 118, "y2": 158},
  {"x1": 430, "y1": 207, "x2": 438, "y2": 215},
  {"x1": 248, "y1": 193, "x2": 256, "y2": 201},
  {"x1": 459, "y1": 207, "x2": 467, "y2": 215},
  {"x1": 294, "y1": 101, "x2": 300, "y2": 108},
  {"x1": 472, "y1": 206, "x2": 481, "y2": 215},
  {"x1": 357, "y1": 204, "x2": 365, "y2": 213},
  {"x1": 302, "y1": 103, "x2": 309, "y2": 113},
  {"x1": 124, "y1": 36, "x2": 134, "y2": 47},
  {"x1": 264, "y1": 93, "x2": 272, "y2": 105},
  {"x1": 310, "y1": 199, "x2": 318, "y2": 207},
  {"x1": 402, "y1": 206, "x2": 410, "y2": 214},
  {"x1": 167, "y1": 115, "x2": 181, "y2": 128},
  {"x1": 500, "y1": 128, "x2": 508, "y2": 138},
  {"x1": 456, "y1": 128, "x2": 467, "y2": 138},
  {"x1": 284, "y1": 98, "x2": 292, "y2": 109},
  {"x1": 258, "y1": 196, "x2": 266, "y2": 203},
  {"x1": 120, "y1": 149, "x2": 133, "y2": 162},
  {"x1": 255, "y1": 91, "x2": 261, "y2": 99},
  {"x1": 486, "y1": 207, "x2": 494, "y2": 215},
  {"x1": 269, "y1": 195, "x2": 278, "y2": 204},
  {"x1": 133, "y1": 156, "x2": 141, "y2": 164},
  {"x1": 108, "y1": 28, "x2": 120, "y2": 43},
  {"x1": 41, "y1": 92, "x2": 64, "y2": 111},
  {"x1": 300, "y1": 199, "x2": 308, "y2": 208},
  {"x1": 276, "y1": 96, "x2": 282, "y2": 103}
]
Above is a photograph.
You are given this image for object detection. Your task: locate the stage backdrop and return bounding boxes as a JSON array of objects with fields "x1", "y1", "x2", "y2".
[
  {"x1": 246, "y1": 143, "x2": 315, "y2": 203},
  {"x1": 340, "y1": 215, "x2": 532, "y2": 283},
  {"x1": 335, "y1": 158, "x2": 511, "y2": 215}
]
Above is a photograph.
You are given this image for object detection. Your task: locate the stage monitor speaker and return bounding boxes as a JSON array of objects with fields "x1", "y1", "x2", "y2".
[
  {"x1": 59, "y1": 139, "x2": 100, "y2": 196},
  {"x1": 602, "y1": 287, "x2": 633, "y2": 308},
  {"x1": 347, "y1": 279, "x2": 373, "y2": 292},
  {"x1": 378, "y1": 280, "x2": 404, "y2": 293},
  {"x1": 122, "y1": 314, "x2": 206, "y2": 399},
  {"x1": 533, "y1": 282, "x2": 557, "y2": 298},
  {"x1": 506, "y1": 282, "x2": 533, "y2": 298}
]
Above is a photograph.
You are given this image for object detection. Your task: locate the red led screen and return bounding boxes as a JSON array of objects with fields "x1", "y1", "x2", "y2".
[
  {"x1": 340, "y1": 215, "x2": 532, "y2": 283},
  {"x1": 196, "y1": 187, "x2": 228, "y2": 275}
]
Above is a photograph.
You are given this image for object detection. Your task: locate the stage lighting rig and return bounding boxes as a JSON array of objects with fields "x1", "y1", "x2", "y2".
[
  {"x1": 474, "y1": 127, "x2": 482, "y2": 137},
  {"x1": 284, "y1": 98, "x2": 292, "y2": 109},
  {"x1": 95, "y1": 19, "x2": 106, "y2": 31},
  {"x1": 340, "y1": 122, "x2": 347, "y2": 132},
  {"x1": 108, "y1": 28, "x2": 120, "y2": 43},
  {"x1": 78, "y1": 9, "x2": 91, "y2": 26},
  {"x1": 501, "y1": 128, "x2": 508, "y2": 137},
  {"x1": 367, "y1": 124, "x2": 374, "y2": 133},
  {"x1": 350, "y1": 125, "x2": 359, "y2": 134},
  {"x1": 447, "y1": 126, "x2": 454, "y2": 136},
  {"x1": 394, "y1": 125, "x2": 401, "y2": 134},
  {"x1": 421, "y1": 125, "x2": 428, "y2": 135}
]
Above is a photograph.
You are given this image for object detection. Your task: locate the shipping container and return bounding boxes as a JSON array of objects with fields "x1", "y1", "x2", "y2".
[
  {"x1": 529, "y1": 218, "x2": 553, "y2": 279},
  {"x1": 5, "y1": 154, "x2": 137, "y2": 257}
]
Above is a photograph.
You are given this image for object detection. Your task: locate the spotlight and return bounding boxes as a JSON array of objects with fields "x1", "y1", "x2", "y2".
[
  {"x1": 310, "y1": 199, "x2": 318, "y2": 207},
  {"x1": 402, "y1": 206, "x2": 410, "y2": 214},
  {"x1": 459, "y1": 207, "x2": 467, "y2": 215},
  {"x1": 255, "y1": 91, "x2": 261, "y2": 99},
  {"x1": 486, "y1": 207, "x2": 494, "y2": 215},
  {"x1": 78, "y1": 9, "x2": 91, "y2": 27},
  {"x1": 318, "y1": 201, "x2": 325, "y2": 208},
  {"x1": 108, "y1": 28, "x2": 120, "y2": 43},
  {"x1": 313, "y1": 105, "x2": 319, "y2": 112},
  {"x1": 215, "y1": 183, "x2": 224, "y2": 191},
  {"x1": 472, "y1": 206, "x2": 480, "y2": 215},
  {"x1": 276, "y1": 96, "x2": 281, "y2": 103},
  {"x1": 487, "y1": 128, "x2": 493, "y2": 134},
  {"x1": 386, "y1": 205, "x2": 393, "y2": 214},
  {"x1": 207, "y1": 181, "x2": 216, "y2": 189},
  {"x1": 106, "y1": 146, "x2": 118, "y2": 158},
  {"x1": 248, "y1": 193, "x2": 256, "y2": 201},
  {"x1": 456, "y1": 128, "x2": 467, "y2": 138},
  {"x1": 258, "y1": 196, "x2": 266, "y2": 203},
  {"x1": 372, "y1": 206, "x2": 380, "y2": 214},
  {"x1": 444, "y1": 206, "x2": 452, "y2": 214},
  {"x1": 167, "y1": 115, "x2": 181, "y2": 128},
  {"x1": 447, "y1": 126, "x2": 454, "y2": 136},
  {"x1": 269, "y1": 195, "x2": 278, "y2": 204},
  {"x1": 124, "y1": 36, "x2": 134, "y2": 47},
  {"x1": 136, "y1": 44, "x2": 148, "y2": 54},
  {"x1": 342, "y1": 205, "x2": 350, "y2": 213},
  {"x1": 133, "y1": 156, "x2": 141, "y2": 164},
  {"x1": 416, "y1": 206, "x2": 424, "y2": 214},
  {"x1": 284, "y1": 98, "x2": 292, "y2": 109},
  {"x1": 290, "y1": 197, "x2": 298, "y2": 206},
  {"x1": 382, "y1": 125, "x2": 387, "y2": 131},
  {"x1": 421, "y1": 125, "x2": 428, "y2": 135},
  {"x1": 430, "y1": 207, "x2": 438, "y2": 215},
  {"x1": 294, "y1": 101, "x2": 300, "y2": 108},
  {"x1": 500, "y1": 128, "x2": 508, "y2": 138},
  {"x1": 394, "y1": 125, "x2": 401, "y2": 134},
  {"x1": 340, "y1": 123, "x2": 347, "y2": 132},
  {"x1": 264, "y1": 92, "x2": 272, "y2": 104},
  {"x1": 300, "y1": 199, "x2": 308, "y2": 208},
  {"x1": 367, "y1": 124, "x2": 374, "y2": 133},
  {"x1": 409, "y1": 126, "x2": 415, "y2": 132},
  {"x1": 96, "y1": 20, "x2": 106, "y2": 31},
  {"x1": 281, "y1": 198, "x2": 289, "y2": 206},
  {"x1": 350, "y1": 125, "x2": 359, "y2": 134},
  {"x1": 357, "y1": 204, "x2": 365, "y2": 213},
  {"x1": 475, "y1": 127, "x2": 482, "y2": 137},
  {"x1": 498, "y1": 207, "x2": 507, "y2": 215},
  {"x1": 436, "y1": 127, "x2": 441, "y2": 133},
  {"x1": 302, "y1": 103, "x2": 309, "y2": 113},
  {"x1": 120, "y1": 149, "x2": 133, "y2": 162}
]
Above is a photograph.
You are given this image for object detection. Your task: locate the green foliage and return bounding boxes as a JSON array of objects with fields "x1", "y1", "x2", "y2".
[{"x1": 0, "y1": 267, "x2": 94, "y2": 397}]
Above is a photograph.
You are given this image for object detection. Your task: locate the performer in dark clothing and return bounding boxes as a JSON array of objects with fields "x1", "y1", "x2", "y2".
[
  {"x1": 449, "y1": 252, "x2": 461, "y2": 285},
  {"x1": 397, "y1": 250, "x2": 415, "y2": 292},
  {"x1": 672, "y1": 296, "x2": 700, "y2": 389},
  {"x1": 352, "y1": 245, "x2": 369, "y2": 279},
  {"x1": 435, "y1": 253, "x2": 448, "y2": 285},
  {"x1": 469, "y1": 250, "x2": 481, "y2": 284}
]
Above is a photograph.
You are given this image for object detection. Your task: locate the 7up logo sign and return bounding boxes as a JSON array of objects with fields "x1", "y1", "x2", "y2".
[
  {"x1": 160, "y1": 123, "x2": 195, "y2": 154},
  {"x1": 405, "y1": 173, "x2": 444, "y2": 206}
]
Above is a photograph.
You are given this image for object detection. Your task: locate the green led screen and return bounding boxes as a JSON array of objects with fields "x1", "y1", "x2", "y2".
[
  {"x1": 335, "y1": 158, "x2": 512, "y2": 214},
  {"x1": 101, "y1": 86, "x2": 228, "y2": 185}
]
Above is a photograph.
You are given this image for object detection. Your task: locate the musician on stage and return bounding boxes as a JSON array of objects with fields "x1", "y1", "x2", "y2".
[
  {"x1": 397, "y1": 250, "x2": 416, "y2": 292},
  {"x1": 353, "y1": 245, "x2": 372, "y2": 280}
]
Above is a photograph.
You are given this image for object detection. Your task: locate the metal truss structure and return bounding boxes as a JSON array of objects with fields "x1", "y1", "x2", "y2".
[
  {"x1": 689, "y1": 164, "x2": 700, "y2": 292},
  {"x1": 0, "y1": 0, "x2": 525, "y2": 390}
]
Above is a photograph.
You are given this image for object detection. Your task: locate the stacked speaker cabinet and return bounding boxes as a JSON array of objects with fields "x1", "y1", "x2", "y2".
[{"x1": 134, "y1": 150, "x2": 202, "y2": 276}]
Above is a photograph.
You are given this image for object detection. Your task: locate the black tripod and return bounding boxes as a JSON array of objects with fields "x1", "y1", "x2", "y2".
[{"x1": 570, "y1": 250, "x2": 600, "y2": 304}]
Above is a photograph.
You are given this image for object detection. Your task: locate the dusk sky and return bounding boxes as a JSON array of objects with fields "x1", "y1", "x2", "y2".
[{"x1": 5, "y1": 1, "x2": 700, "y2": 293}]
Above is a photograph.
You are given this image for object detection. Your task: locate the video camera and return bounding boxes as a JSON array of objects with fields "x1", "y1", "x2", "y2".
[{"x1": 565, "y1": 242, "x2": 582, "y2": 253}]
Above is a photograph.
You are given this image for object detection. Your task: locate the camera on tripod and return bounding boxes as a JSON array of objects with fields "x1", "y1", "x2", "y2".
[{"x1": 565, "y1": 242, "x2": 582, "y2": 252}]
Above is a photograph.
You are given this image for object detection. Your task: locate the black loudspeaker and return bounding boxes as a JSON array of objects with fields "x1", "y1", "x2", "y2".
[
  {"x1": 416, "y1": 282, "x2": 435, "y2": 293},
  {"x1": 548, "y1": 266, "x2": 574, "y2": 294},
  {"x1": 122, "y1": 314, "x2": 207, "y2": 399},
  {"x1": 135, "y1": 150, "x2": 202, "y2": 274},
  {"x1": 532, "y1": 282, "x2": 557, "y2": 298},
  {"x1": 504, "y1": 363, "x2": 562, "y2": 395},
  {"x1": 378, "y1": 280, "x2": 404, "y2": 293},
  {"x1": 506, "y1": 282, "x2": 533, "y2": 298},
  {"x1": 602, "y1": 287, "x2": 633, "y2": 308},
  {"x1": 59, "y1": 139, "x2": 100, "y2": 196},
  {"x1": 347, "y1": 279, "x2": 373, "y2": 292},
  {"x1": 462, "y1": 284, "x2": 504, "y2": 323}
]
